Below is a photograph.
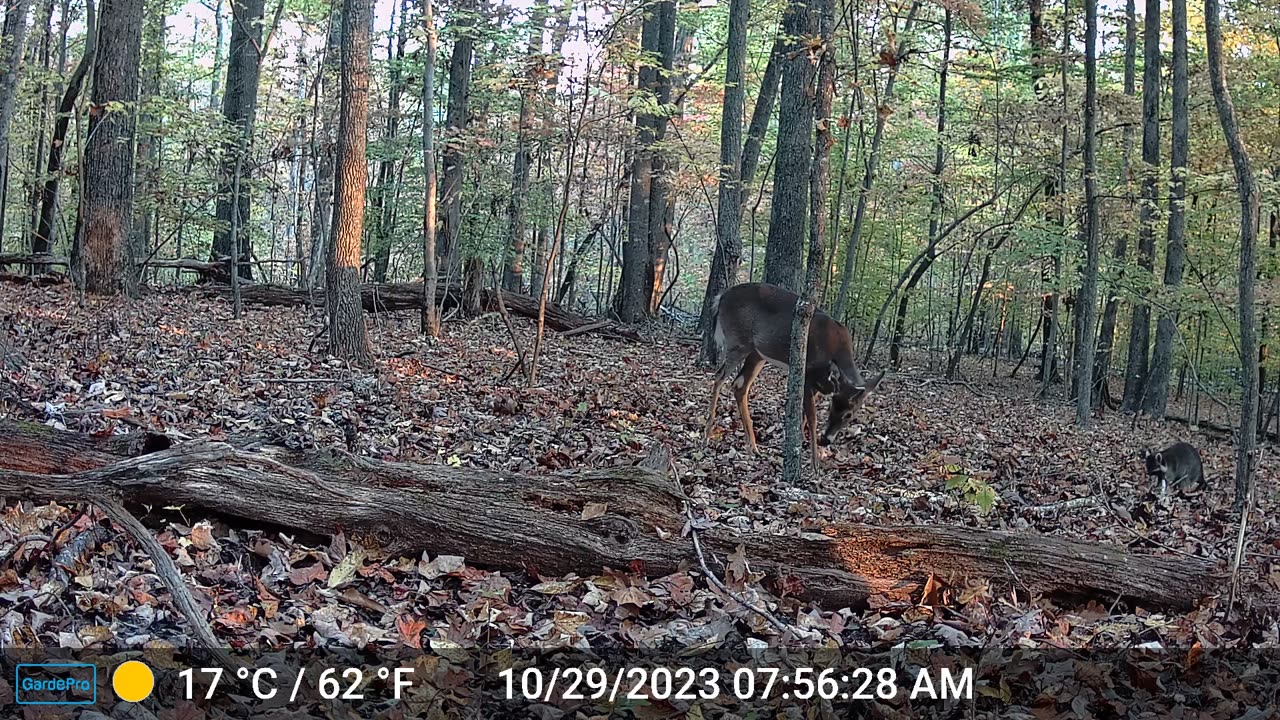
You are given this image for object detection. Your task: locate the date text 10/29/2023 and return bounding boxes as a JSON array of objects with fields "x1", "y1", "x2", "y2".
[{"x1": 501, "y1": 665, "x2": 975, "y2": 703}]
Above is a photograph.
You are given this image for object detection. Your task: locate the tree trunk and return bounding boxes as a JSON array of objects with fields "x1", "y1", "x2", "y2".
[
  {"x1": 133, "y1": 6, "x2": 165, "y2": 284},
  {"x1": 832, "y1": 1, "x2": 921, "y2": 321},
  {"x1": 1204, "y1": 0, "x2": 1259, "y2": 509},
  {"x1": 1142, "y1": 0, "x2": 1188, "y2": 417},
  {"x1": 615, "y1": 7, "x2": 664, "y2": 323},
  {"x1": 371, "y1": 0, "x2": 408, "y2": 284},
  {"x1": 499, "y1": 0, "x2": 547, "y2": 292},
  {"x1": 782, "y1": 0, "x2": 834, "y2": 483},
  {"x1": 420, "y1": 0, "x2": 439, "y2": 337},
  {"x1": 211, "y1": 0, "x2": 266, "y2": 280},
  {"x1": 697, "y1": 0, "x2": 749, "y2": 365},
  {"x1": 326, "y1": 0, "x2": 373, "y2": 366},
  {"x1": 0, "y1": 421, "x2": 1221, "y2": 611},
  {"x1": 31, "y1": 0, "x2": 94, "y2": 268},
  {"x1": 1120, "y1": 0, "x2": 1160, "y2": 412},
  {"x1": 438, "y1": 0, "x2": 474, "y2": 272},
  {"x1": 1073, "y1": 0, "x2": 1100, "y2": 427},
  {"x1": 308, "y1": 10, "x2": 340, "y2": 290},
  {"x1": 643, "y1": 2, "x2": 677, "y2": 313},
  {"x1": 1092, "y1": 0, "x2": 1137, "y2": 406},
  {"x1": 889, "y1": 6, "x2": 949, "y2": 368},
  {"x1": 77, "y1": 0, "x2": 143, "y2": 296},
  {"x1": 0, "y1": 0, "x2": 34, "y2": 233},
  {"x1": 761, "y1": 0, "x2": 815, "y2": 293}
]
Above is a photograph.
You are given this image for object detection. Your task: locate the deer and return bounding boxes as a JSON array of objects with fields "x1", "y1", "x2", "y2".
[{"x1": 704, "y1": 282, "x2": 884, "y2": 467}]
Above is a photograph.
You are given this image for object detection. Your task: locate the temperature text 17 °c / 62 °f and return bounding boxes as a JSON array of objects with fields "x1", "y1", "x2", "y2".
[{"x1": 177, "y1": 666, "x2": 417, "y2": 703}]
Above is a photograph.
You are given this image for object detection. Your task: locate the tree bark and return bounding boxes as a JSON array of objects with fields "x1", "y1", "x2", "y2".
[
  {"x1": 77, "y1": 0, "x2": 143, "y2": 295},
  {"x1": 782, "y1": 0, "x2": 834, "y2": 483},
  {"x1": 499, "y1": 0, "x2": 547, "y2": 292},
  {"x1": 370, "y1": 0, "x2": 408, "y2": 284},
  {"x1": 615, "y1": 7, "x2": 663, "y2": 323},
  {"x1": 308, "y1": 9, "x2": 340, "y2": 291},
  {"x1": 0, "y1": 0, "x2": 35, "y2": 233},
  {"x1": 438, "y1": 0, "x2": 474, "y2": 271},
  {"x1": 1142, "y1": 0, "x2": 1188, "y2": 417},
  {"x1": 697, "y1": 0, "x2": 749, "y2": 365},
  {"x1": 420, "y1": 0, "x2": 439, "y2": 337},
  {"x1": 326, "y1": 0, "x2": 373, "y2": 366},
  {"x1": 1121, "y1": 0, "x2": 1161, "y2": 412},
  {"x1": 761, "y1": 0, "x2": 815, "y2": 293},
  {"x1": 0, "y1": 421, "x2": 1221, "y2": 611},
  {"x1": 31, "y1": 0, "x2": 93, "y2": 269},
  {"x1": 1073, "y1": 0, "x2": 1100, "y2": 427},
  {"x1": 1204, "y1": 0, "x2": 1259, "y2": 508},
  {"x1": 211, "y1": 0, "x2": 266, "y2": 279},
  {"x1": 643, "y1": 1, "x2": 677, "y2": 313}
]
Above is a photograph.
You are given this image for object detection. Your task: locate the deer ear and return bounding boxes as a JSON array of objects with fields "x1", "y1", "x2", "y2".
[{"x1": 828, "y1": 362, "x2": 842, "y2": 386}]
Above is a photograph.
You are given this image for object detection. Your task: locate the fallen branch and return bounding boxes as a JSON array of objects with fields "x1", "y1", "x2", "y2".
[
  {"x1": 0, "y1": 422, "x2": 1224, "y2": 610},
  {"x1": 191, "y1": 282, "x2": 641, "y2": 340}
]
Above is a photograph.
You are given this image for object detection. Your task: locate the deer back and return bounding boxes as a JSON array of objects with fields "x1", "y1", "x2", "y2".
[{"x1": 714, "y1": 283, "x2": 857, "y2": 380}]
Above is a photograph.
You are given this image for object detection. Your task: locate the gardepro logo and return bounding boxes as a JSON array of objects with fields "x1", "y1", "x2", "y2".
[{"x1": 14, "y1": 663, "x2": 97, "y2": 705}]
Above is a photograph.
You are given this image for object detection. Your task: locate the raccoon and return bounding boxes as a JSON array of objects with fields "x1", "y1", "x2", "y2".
[{"x1": 1142, "y1": 442, "x2": 1204, "y2": 495}]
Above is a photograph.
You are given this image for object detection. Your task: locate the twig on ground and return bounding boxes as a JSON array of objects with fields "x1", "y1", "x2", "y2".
[
  {"x1": 1028, "y1": 496, "x2": 1098, "y2": 517},
  {"x1": 661, "y1": 454, "x2": 800, "y2": 640},
  {"x1": 95, "y1": 498, "x2": 240, "y2": 674},
  {"x1": 0, "y1": 534, "x2": 53, "y2": 564}
]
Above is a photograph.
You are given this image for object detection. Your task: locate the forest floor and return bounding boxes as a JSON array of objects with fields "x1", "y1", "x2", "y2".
[{"x1": 2, "y1": 282, "x2": 1279, "y2": 717}]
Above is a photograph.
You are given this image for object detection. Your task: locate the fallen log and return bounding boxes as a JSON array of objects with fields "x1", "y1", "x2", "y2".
[
  {"x1": 0, "y1": 421, "x2": 1221, "y2": 610},
  {"x1": 143, "y1": 257, "x2": 232, "y2": 282},
  {"x1": 193, "y1": 282, "x2": 641, "y2": 339},
  {"x1": 0, "y1": 271, "x2": 66, "y2": 286}
]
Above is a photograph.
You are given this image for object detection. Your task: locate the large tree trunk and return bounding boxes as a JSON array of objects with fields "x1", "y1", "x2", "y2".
[
  {"x1": 1092, "y1": 0, "x2": 1137, "y2": 407},
  {"x1": 1073, "y1": 0, "x2": 1100, "y2": 427},
  {"x1": 76, "y1": 0, "x2": 143, "y2": 295},
  {"x1": 643, "y1": 2, "x2": 678, "y2": 314},
  {"x1": 1120, "y1": 0, "x2": 1160, "y2": 412},
  {"x1": 326, "y1": 0, "x2": 372, "y2": 366},
  {"x1": 437, "y1": 0, "x2": 474, "y2": 272},
  {"x1": 0, "y1": 421, "x2": 1221, "y2": 611},
  {"x1": 1142, "y1": 0, "x2": 1188, "y2": 418},
  {"x1": 211, "y1": 0, "x2": 266, "y2": 280},
  {"x1": 697, "y1": 0, "x2": 749, "y2": 365},
  {"x1": 615, "y1": 7, "x2": 663, "y2": 324},
  {"x1": 760, "y1": 0, "x2": 814, "y2": 293},
  {"x1": 1204, "y1": 0, "x2": 1259, "y2": 509}
]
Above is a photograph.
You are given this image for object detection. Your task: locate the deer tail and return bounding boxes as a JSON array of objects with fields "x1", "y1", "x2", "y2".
[{"x1": 709, "y1": 290, "x2": 727, "y2": 360}]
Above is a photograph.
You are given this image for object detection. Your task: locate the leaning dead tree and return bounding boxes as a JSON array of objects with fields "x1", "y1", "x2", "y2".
[{"x1": 0, "y1": 421, "x2": 1220, "y2": 610}]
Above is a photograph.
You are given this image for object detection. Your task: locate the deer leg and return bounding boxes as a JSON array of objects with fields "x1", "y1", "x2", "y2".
[
  {"x1": 804, "y1": 389, "x2": 821, "y2": 471},
  {"x1": 706, "y1": 349, "x2": 749, "y2": 442},
  {"x1": 733, "y1": 353, "x2": 766, "y2": 454},
  {"x1": 704, "y1": 376, "x2": 725, "y2": 440}
]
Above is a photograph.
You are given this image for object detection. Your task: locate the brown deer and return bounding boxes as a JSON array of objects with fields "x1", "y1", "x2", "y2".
[{"x1": 704, "y1": 282, "x2": 884, "y2": 466}]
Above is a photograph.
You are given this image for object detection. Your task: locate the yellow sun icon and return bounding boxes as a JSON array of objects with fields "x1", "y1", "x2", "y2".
[{"x1": 112, "y1": 660, "x2": 155, "y2": 703}]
